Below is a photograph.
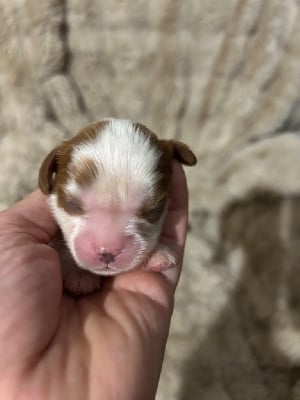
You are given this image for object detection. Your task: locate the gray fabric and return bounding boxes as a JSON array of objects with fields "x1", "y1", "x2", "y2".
[{"x1": 1, "y1": 1, "x2": 300, "y2": 398}]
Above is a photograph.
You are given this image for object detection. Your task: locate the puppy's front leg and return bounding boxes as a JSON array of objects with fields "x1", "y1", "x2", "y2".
[{"x1": 143, "y1": 244, "x2": 176, "y2": 272}]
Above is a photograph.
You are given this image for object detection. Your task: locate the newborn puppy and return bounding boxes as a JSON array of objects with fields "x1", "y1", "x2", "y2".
[{"x1": 39, "y1": 118, "x2": 197, "y2": 295}]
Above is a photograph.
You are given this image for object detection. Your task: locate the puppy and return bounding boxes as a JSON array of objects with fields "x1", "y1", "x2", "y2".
[{"x1": 39, "y1": 118, "x2": 197, "y2": 295}]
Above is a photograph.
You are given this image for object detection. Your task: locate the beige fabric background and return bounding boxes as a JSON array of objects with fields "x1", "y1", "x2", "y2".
[{"x1": 1, "y1": 1, "x2": 300, "y2": 398}]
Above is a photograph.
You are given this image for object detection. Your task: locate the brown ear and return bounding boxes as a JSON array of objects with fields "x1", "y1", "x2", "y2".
[
  {"x1": 39, "y1": 147, "x2": 60, "y2": 194},
  {"x1": 170, "y1": 140, "x2": 197, "y2": 166}
]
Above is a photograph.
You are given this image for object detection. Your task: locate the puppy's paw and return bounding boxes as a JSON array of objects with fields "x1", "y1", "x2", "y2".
[
  {"x1": 144, "y1": 245, "x2": 176, "y2": 272},
  {"x1": 63, "y1": 267, "x2": 102, "y2": 296}
]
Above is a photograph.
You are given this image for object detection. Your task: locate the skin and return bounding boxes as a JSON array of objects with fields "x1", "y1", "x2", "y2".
[{"x1": 0, "y1": 161, "x2": 188, "y2": 400}]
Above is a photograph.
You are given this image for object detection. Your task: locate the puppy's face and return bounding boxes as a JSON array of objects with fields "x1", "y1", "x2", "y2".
[{"x1": 39, "y1": 119, "x2": 196, "y2": 275}]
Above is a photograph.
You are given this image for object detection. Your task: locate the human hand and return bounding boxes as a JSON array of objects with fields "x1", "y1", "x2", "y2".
[{"x1": 0, "y1": 161, "x2": 188, "y2": 400}]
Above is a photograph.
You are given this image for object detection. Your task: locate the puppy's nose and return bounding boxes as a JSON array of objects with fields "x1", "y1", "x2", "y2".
[
  {"x1": 99, "y1": 252, "x2": 115, "y2": 264},
  {"x1": 99, "y1": 248, "x2": 122, "y2": 264}
]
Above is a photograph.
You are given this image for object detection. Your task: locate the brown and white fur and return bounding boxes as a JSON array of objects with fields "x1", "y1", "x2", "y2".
[{"x1": 39, "y1": 118, "x2": 197, "y2": 295}]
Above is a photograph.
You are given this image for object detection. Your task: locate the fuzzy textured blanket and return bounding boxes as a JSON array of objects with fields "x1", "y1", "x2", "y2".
[{"x1": 1, "y1": 1, "x2": 300, "y2": 399}]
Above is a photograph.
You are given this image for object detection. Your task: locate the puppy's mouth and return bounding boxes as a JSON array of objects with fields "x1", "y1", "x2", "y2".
[
  {"x1": 84, "y1": 251, "x2": 132, "y2": 275},
  {"x1": 85, "y1": 264, "x2": 133, "y2": 276}
]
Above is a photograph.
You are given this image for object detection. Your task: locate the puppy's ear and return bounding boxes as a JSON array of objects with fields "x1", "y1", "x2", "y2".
[
  {"x1": 39, "y1": 147, "x2": 60, "y2": 194},
  {"x1": 169, "y1": 140, "x2": 197, "y2": 166}
]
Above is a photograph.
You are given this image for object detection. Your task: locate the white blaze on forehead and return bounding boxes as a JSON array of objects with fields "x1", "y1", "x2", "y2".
[{"x1": 70, "y1": 119, "x2": 161, "y2": 204}]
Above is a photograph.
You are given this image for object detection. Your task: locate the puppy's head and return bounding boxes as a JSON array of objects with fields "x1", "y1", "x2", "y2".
[{"x1": 39, "y1": 118, "x2": 197, "y2": 275}]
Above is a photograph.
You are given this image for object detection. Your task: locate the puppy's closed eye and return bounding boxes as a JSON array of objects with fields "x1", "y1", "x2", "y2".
[
  {"x1": 140, "y1": 200, "x2": 167, "y2": 223},
  {"x1": 60, "y1": 193, "x2": 84, "y2": 215}
]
